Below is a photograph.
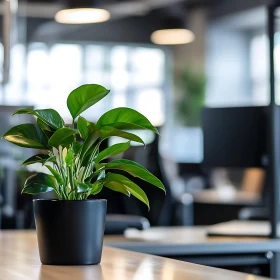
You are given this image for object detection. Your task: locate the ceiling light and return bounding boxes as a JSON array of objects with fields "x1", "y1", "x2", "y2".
[
  {"x1": 151, "y1": 9, "x2": 195, "y2": 46},
  {"x1": 151, "y1": 28, "x2": 195, "y2": 45},
  {"x1": 55, "y1": 8, "x2": 110, "y2": 24}
]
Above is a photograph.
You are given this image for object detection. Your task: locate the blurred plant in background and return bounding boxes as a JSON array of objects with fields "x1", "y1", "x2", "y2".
[{"x1": 175, "y1": 68, "x2": 206, "y2": 127}]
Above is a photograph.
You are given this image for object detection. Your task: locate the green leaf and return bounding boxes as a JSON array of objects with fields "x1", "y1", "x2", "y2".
[
  {"x1": 85, "y1": 168, "x2": 105, "y2": 183},
  {"x1": 73, "y1": 142, "x2": 82, "y2": 155},
  {"x1": 109, "y1": 159, "x2": 148, "y2": 171},
  {"x1": 77, "y1": 182, "x2": 91, "y2": 193},
  {"x1": 34, "y1": 109, "x2": 64, "y2": 130},
  {"x1": 13, "y1": 108, "x2": 33, "y2": 115},
  {"x1": 81, "y1": 129, "x2": 100, "y2": 159},
  {"x1": 14, "y1": 108, "x2": 64, "y2": 130},
  {"x1": 77, "y1": 116, "x2": 89, "y2": 139},
  {"x1": 22, "y1": 154, "x2": 50, "y2": 166},
  {"x1": 97, "y1": 170, "x2": 106, "y2": 180},
  {"x1": 91, "y1": 181, "x2": 103, "y2": 195},
  {"x1": 95, "y1": 142, "x2": 130, "y2": 164},
  {"x1": 22, "y1": 173, "x2": 57, "y2": 194},
  {"x1": 37, "y1": 118, "x2": 54, "y2": 139},
  {"x1": 67, "y1": 84, "x2": 110, "y2": 119},
  {"x1": 101, "y1": 159, "x2": 165, "y2": 192},
  {"x1": 104, "y1": 181, "x2": 130, "y2": 197},
  {"x1": 100, "y1": 126, "x2": 145, "y2": 145},
  {"x1": 65, "y1": 149, "x2": 74, "y2": 166},
  {"x1": 37, "y1": 118, "x2": 53, "y2": 132},
  {"x1": 45, "y1": 165, "x2": 63, "y2": 185},
  {"x1": 97, "y1": 107, "x2": 158, "y2": 134},
  {"x1": 104, "y1": 173, "x2": 149, "y2": 208},
  {"x1": 48, "y1": 127, "x2": 76, "y2": 148},
  {"x1": 42, "y1": 155, "x2": 57, "y2": 166},
  {"x1": 3, "y1": 124, "x2": 49, "y2": 150}
]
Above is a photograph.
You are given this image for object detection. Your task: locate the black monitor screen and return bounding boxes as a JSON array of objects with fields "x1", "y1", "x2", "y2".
[{"x1": 202, "y1": 106, "x2": 268, "y2": 168}]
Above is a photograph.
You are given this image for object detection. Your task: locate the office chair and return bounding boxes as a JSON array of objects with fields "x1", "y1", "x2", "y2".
[{"x1": 118, "y1": 130, "x2": 194, "y2": 226}]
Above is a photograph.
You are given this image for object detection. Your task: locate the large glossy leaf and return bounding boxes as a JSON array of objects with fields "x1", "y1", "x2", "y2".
[
  {"x1": 104, "y1": 181, "x2": 130, "y2": 196},
  {"x1": 76, "y1": 182, "x2": 91, "y2": 193},
  {"x1": 77, "y1": 116, "x2": 89, "y2": 139},
  {"x1": 45, "y1": 165, "x2": 64, "y2": 185},
  {"x1": 14, "y1": 108, "x2": 64, "y2": 130},
  {"x1": 95, "y1": 142, "x2": 130, "y2": 164},
  {"x1": 37, "y1": 119, "x2": 54, "y2": 139},
  {"x1": 100, "y1": 159, "x2": 165, "y2": 192},
  {"x1": 48, "y1": 127, "x2": 76, "y2": 148},
  {"x1": 35, "y1": 109, "x2": 64, "y2": 129},
  {"x1": 91, "y1": 181, "x2": 103, "y2": 195},
  {"x1": 109, "y1": 159, "x2": 149, "y2": 171},
  {"x1": 22, "y1": 154, "x2": 50, "y2": 166},
  {"x1": 37, "y1": 118, "x2": 53, "y2": 132},
  {"x1": 97, "y1": 107, "x2": 158, "y2": 134},
  {"x1": 104, "y1": 173, "x2": 149, "y2": 208},
  {"x1": 100, "y1": 126, "x2": 144, "y2": 145},
  {"x1": 67, "y1": 84, "x2": 110, "y2": 119},
  {"x1": 22, "y1": 173, "x2": 57, "y2": 194},
  {"x1": 3, "y1": 124, "x2": 49, "y2": 149}
]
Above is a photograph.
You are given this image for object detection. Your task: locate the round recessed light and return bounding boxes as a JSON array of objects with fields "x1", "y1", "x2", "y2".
[
  {"x1": 151, "y1": 28, "x2": 195, "y2": 45},
  {"x1": 55, "y1": 8, "x2": 110, "y2": 24}
]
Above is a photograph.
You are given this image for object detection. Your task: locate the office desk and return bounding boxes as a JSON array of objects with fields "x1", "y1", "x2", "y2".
[
  {"x1": 105, "y1": 221, "x2": 280, "y2": 278},
  {"x1": 193, "y1": 190, "x2": 260, "y2": 205},
  {"x1": 193, "y1": 190, "x2": 261, "y2": 225},
  {"x1": 0, "y1": 231, "x2": 271, "y2": 280}
]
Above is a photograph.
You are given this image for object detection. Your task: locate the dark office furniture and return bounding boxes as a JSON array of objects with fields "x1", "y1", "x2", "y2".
[
  {"x1": 121, "y1": 132, "x2": 194, "y2": 226},
  {"x1": 94, "y1": 132, "x2": 194, "y2": 227},
  {"x1": 239, "y1": 207, "x2": 269, "y2": 221},
  {"x1": 194, "y1": 193, "x2": 261, "y2": 225},
  {"x1": 202, "y1": 106, "x2": 269, "y2": 168},
  {"x1": 198, "y1": 107, "x2": 269, "y2": 225},
  {"x1": 105, "y1": 214, "x2": 150, "y2": 234},
  {"x1": 198, "y1": 3, "x2": 280, "y2": 241}
]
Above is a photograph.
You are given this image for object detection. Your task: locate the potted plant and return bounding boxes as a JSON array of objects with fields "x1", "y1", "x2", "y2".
[
  {"x1": 2, "y1": 84, "x2": 165, "y2": 265},
  {"x1": 173, "y1": 68, "x2": 206, "y2": 162}
]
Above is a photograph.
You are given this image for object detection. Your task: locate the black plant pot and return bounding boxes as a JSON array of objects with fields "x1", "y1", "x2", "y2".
[{"x1": 33, "y1": 199, "x2": 107, "y2": 265}]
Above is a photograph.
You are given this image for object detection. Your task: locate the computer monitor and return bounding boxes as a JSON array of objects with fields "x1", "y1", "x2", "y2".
[{"x1": 202, "y1": 106, "x2": 269, "y2": 168}]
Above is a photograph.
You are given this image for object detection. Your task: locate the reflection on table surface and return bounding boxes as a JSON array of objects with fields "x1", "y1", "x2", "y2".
[{"x1": 0, "y1": 230, "x2": 270, "y2": 280}]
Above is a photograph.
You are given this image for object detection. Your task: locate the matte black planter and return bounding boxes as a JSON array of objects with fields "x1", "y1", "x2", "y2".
[{"x1": 33, "y1": 199, "x2": 107, "y2": 265}]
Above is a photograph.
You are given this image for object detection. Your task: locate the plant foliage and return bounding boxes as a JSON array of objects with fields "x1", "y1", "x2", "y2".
[
  {"x1": 2, "y1": 84, "x2": 165, "y2": 208},
  {"x1": 175, "y1": 69, "x2": 206, "y2": 127}
]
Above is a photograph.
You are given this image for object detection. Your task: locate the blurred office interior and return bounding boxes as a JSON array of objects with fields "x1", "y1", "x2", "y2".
[
  {"x1": 1, "y1": 0, "x2": 280, "y2": 277},
  {"x1": 0, "y1": 0, "x2": 272, "y2": 227}
]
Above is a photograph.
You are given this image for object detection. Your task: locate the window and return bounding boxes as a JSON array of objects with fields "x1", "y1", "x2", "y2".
[
  {"x1": 250, "y1": 34, "x2": 269, "y2": 105},
  {"x1": 1, "y1": 42, "x2": 168, "y2": 126}
]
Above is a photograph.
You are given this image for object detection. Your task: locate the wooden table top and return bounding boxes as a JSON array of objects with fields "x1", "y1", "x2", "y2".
[{"x1": 0, "y1": 230, "x2": 272, "y2": 280}]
